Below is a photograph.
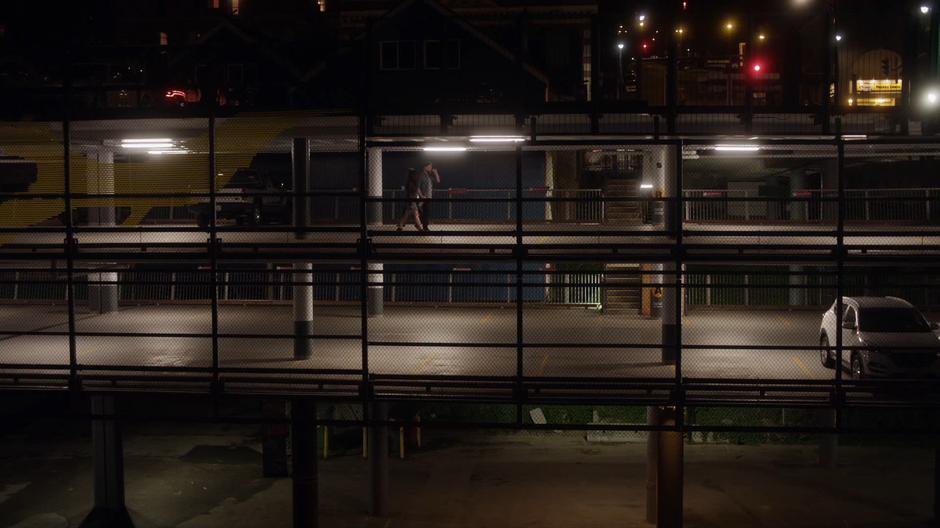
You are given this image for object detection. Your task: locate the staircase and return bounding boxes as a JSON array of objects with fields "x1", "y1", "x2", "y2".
[
  {"x1": 603, "y1": 263, "x2": 641, "y2": 313},
  {"x1": 604, "y1": 176, "x2": 643, "y2": 225}
]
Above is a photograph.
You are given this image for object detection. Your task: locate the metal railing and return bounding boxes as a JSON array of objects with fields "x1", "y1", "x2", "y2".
[
  {"x1": 684, "y1": 188, "x2": 940, "y2": 224},
  {"x1": 0, "y1": 269, "x2": 603, "y2": 308}
]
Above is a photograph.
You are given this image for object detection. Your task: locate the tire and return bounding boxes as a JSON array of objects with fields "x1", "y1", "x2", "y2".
[
  {"x1": 819, "y1": 335, "x2": 834, "y2": 369},
  {"x1": 851, "y1": 353, "x2": 865, "y2": 379}
]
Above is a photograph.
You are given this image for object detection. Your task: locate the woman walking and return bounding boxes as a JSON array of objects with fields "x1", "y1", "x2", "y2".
[{"x1": 396, "y1": 168, "x2": 425, "y2": 231}]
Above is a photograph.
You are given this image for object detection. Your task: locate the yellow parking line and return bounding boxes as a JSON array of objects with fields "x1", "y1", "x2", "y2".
[
  {"x1": 418, "y1": 352, "x2": 436, "y2": 371},
  {"x1": 481, "y1": 312, "x2": 493, "y2": 323},
  {"x1": 776, "y1": 315, "x2": 793, "y2": 328},
  {"x1": 791, "y1": 355, "x2": 812, "y2": 377},
  {"x1": 538, "y1": 354, "x2": 550, "y2": 376}
]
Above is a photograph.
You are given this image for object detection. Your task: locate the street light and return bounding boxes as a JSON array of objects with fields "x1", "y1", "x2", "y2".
[
  {"x1": 617, "y1": 42, "x2": 626, "y2": 100},
  {"x1": 834, "y1": 33, "x2": 843, "y2": 42},
  {"x1": 758, "y1": 33, "x2": 767, "y2": 42},
  {"x1": 921, "y1": 4, "x2": 931, "y2": 14}
]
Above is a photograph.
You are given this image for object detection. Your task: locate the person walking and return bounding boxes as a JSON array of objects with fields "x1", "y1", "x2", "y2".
[
  {"x1": 396, "y1": 168, "x2": 425, "y2": 231},
  {"x1": 418, "y1": 162, "x2": 440, "y2": 231}
]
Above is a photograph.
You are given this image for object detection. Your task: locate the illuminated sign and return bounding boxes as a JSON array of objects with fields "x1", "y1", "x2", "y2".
[
  {"x1": 855, "y1": 79, "x2": 902, "y2": 93},
  {"x1": 854, "y1": 97, "x2": 896, "y2": 107}
]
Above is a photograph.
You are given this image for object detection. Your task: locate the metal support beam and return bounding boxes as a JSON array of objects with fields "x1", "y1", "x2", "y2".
[
  {"x1": 645, "y1": 406, "x2": 660, "y2": 524},
  {"x1": 293, "y1": 137, "x2": 311, "y2": 238},
  {"x1": 292, "y1": 399, "x2": 318, "y2": 528},
  {"x1": 262, "y1": 400, "x2": 289, "y2": 477},
  {"x1": 656, "y1": 406, "x2": 683, "y2": 528},
  {"x1": 368, "y1": 402, "x2": 390, "y2": 516},
  {"x1": 84, "y1": 395, "x2": 134, "y2": 528}
]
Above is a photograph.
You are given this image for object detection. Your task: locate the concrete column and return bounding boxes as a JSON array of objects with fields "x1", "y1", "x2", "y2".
[
  {"x1": 262, "y1": 400, "x2": 289, "y2": 477},
  {"x1": 661, "y1": 261, "x2": 678, "y2": 364},
  {"x1": 294, "y1": 263, "x2": 313, "y2": 359},
  {"x1": 83, "y1": 395, "x2": 134, "y2": 527},
  {"x1": 645, "y1": 406, "x2": 660, "y2": 524},
  {"x1": 89, "y1": 270, "x2": 119, "y2": 314},
  {"x1": 291, "y1": 399, "x2": 318, "y2": 528},
  {"x1": 292, "y1": 137, "x2": 311, "y2": 238},
  {"x1": 367, "y1": 263, "x2": 384, "y2": 316},
  {"x1": 544, "y1": 150, "x2": 554, "y2": 222},
  {"x1": 86, "y1": 149, "x2": 116, "y2": 226},
  {"x1": 788, "y1": 265, "x2": 806, "y2": 307},
  {"x1": 934, "y1": 445, "x2": 940, "y2": 526},
  {"x1": 368, "y1": 402, "x2": 390, "y2": 516},
  {"x1": 656, "y1": 406, "x2": 684, "y2": 528},
  {"x1": 367, "y1": 147, "x2": 383, "y2": 225},
  {"x1": 86, "y1": 149, "x2": 119, "y2": 314},
  {"x1": 818, "y1": 408, "x2": 838, "y2": 468}
]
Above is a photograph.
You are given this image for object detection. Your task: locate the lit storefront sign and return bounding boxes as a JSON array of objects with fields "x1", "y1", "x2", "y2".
[{"x1": 849, "y1": 79, "x2": 902, "y2": 107}]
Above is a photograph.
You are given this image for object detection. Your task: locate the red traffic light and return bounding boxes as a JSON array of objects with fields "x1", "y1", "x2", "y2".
[{"x1": 752, "y1": 63, "x2": 762, "y2": 73}]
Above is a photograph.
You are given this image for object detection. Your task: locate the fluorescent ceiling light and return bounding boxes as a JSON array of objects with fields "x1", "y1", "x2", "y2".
[
  {"x1": 423, "y1": 146, "x2": 468, "y2": 152},
  {"x1": 122, "y1": 138, "x2": 173, "y2": 143},
  {"x1": 122, "y1": 143, "x2": 174, "y2": 149},
  {"x1": 148, "y1": 149, "x2": 189, "y2": 155},
  {"x1": 713, "y1": 144, "x2": 760, "y2": 152},
  {"x1": 469, "y1": 136, "x2": 526, "y2": 143},
  {"x1": 640, "y1": 183, "x2": 654, "y2": 189}
]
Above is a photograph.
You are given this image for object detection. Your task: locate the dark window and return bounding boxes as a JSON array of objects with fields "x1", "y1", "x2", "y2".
[
  {"x1": 859, "y1": 308, "x2": 931, "y2": 333},
  {"x1": 380, "y1": 41, "x2": 417, "y2": 71},
  {"x1": 424, "y1": 40, "x2": 443, "y2": 69},
  {"x1": 842, "y1": 306, "x2": 856, "y2": 328},
  {"x1": 380, "y1": 42, "x2": 398, "y2": 70},
  {"x1": 228, "y1": 64, "x2": 244, "y2": 86},
  {"x1": 445, "y1": 39, "x2": 460, "y2": 69},
  {"x1": 399, "y1": 41, "x2": 416, "y2": 69}
]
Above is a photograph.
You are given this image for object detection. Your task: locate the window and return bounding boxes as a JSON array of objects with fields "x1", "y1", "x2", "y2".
[
  {"x1": 424, "y1": 40, "x2": 460, "y2": 70},
  {"x1": 231, "y1": 0, "x2": 239, "y2": 15},
  {"x1": 445, "y1": 39, "x2": 460, "y2": 69},
  {"x1": 159, "y1": 32, "x2": 168, "y2": 46},
  {"x1": 842, "y1": 306, "x2": 857, "y2": 329},
  {"x1": 379, "y1": 41, "x2": 417, "y2": 71},
  {"x1": 211, "y1": 0, "x2": 220, "y2": 7},
  {"x1": 228, "y1": 64, "x2": 244, "y2": 86},
  {"x1": 424, "y1": 40, "x2": 442, "y2": 69}
]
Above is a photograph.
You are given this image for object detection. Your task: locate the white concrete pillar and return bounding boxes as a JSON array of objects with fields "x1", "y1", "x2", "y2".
[
  {"x1": 86, "y1": 149, "x2": 115, "y2": 226},
  {"x1": 789, "y1": 265, "x2": 806, "y2": 307},
  {"x1": 86, "y1": 149, "x2": 119, "y2": 314},
  {"x1": 294, "y1": 263, "x2": 313, "y2": 360},
  {"x1": 367, "y1": 147, "x2": 383, "y2": 225},
  {"x1": 368, "y1": 263, "x2": 384, "y2": 316},
  {"x1": 544, "y1": 150, "x2": 554, "y2": 222}
]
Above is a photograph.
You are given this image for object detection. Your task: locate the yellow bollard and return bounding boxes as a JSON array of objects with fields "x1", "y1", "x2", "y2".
[
  {"x1": 399, "y1": 426, "x2": 405, "y2": 459},
  {"x1": 362, "y1": 426, "x2": 368, "y2": 459},
  {"x1": 322, "y1": 425, "x2": 329, "y2": 459}
]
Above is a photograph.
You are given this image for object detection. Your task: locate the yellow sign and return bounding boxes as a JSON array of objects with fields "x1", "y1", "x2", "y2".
[
  {"x1": 854, "y1": 97, "x2": 896, "y2": 107},
  {"x1": 855, "y1": 79, "x2": 902, "y2": 93}
]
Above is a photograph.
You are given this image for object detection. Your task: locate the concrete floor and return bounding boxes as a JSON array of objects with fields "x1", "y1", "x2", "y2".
[
  {"x1": 0, "y1": 304, "x2": 832, "y2": 381},
  {"x1": 0, "y1": 422, "x2": 932, "y2": 528}
]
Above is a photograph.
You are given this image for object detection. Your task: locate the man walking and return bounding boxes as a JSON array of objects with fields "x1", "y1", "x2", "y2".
[{"x1": 418, "y1": 162, "x2": 440, "y2": 231}]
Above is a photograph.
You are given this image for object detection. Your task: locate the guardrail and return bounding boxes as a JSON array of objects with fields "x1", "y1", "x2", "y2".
[
  {"x1": 0, "y1": 269, "x2": 603, "y2": 308},
  {"x1": 684, "y1": 188, "x2": 940, "y2": 224}
]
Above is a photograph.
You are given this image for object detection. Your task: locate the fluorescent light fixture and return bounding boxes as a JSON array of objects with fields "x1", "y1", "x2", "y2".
[
  {"x1": 122, "y1": 138, "x2": 173, "y2": 143},
  {"x1": 713, "y1": 144, "x2": 761, "y2": 152},
  {"x1": 468, "y1": 136, "x2": 526, "y2": 143},
  {"x1": 147, "y1": 149, "x2": 189, "y2": 155},
  {"x1": 122, "y1": 142, "x2": 174, "y2": 149},
  {"x1": 423, "y1": 146, "x2": 468, "y2": 152},
  {"x1": 640, "y1": 183, "x2": 654, "y2": 189},
  {"x1": 841, "y1": 134, "x2": 868, "y2": 140}
]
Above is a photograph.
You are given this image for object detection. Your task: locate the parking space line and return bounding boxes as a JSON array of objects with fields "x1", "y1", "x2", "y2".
[
  {"x1": 791, "y1": 355, "x2": 812, "y2": 377},
  {"x1": 418, "y1": 351, "x2": 436, "y2": 372}
]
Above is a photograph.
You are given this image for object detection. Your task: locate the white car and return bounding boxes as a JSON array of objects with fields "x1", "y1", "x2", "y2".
[{"x1": 819, "y1": 296, "x2": 940, "y2": 379}]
